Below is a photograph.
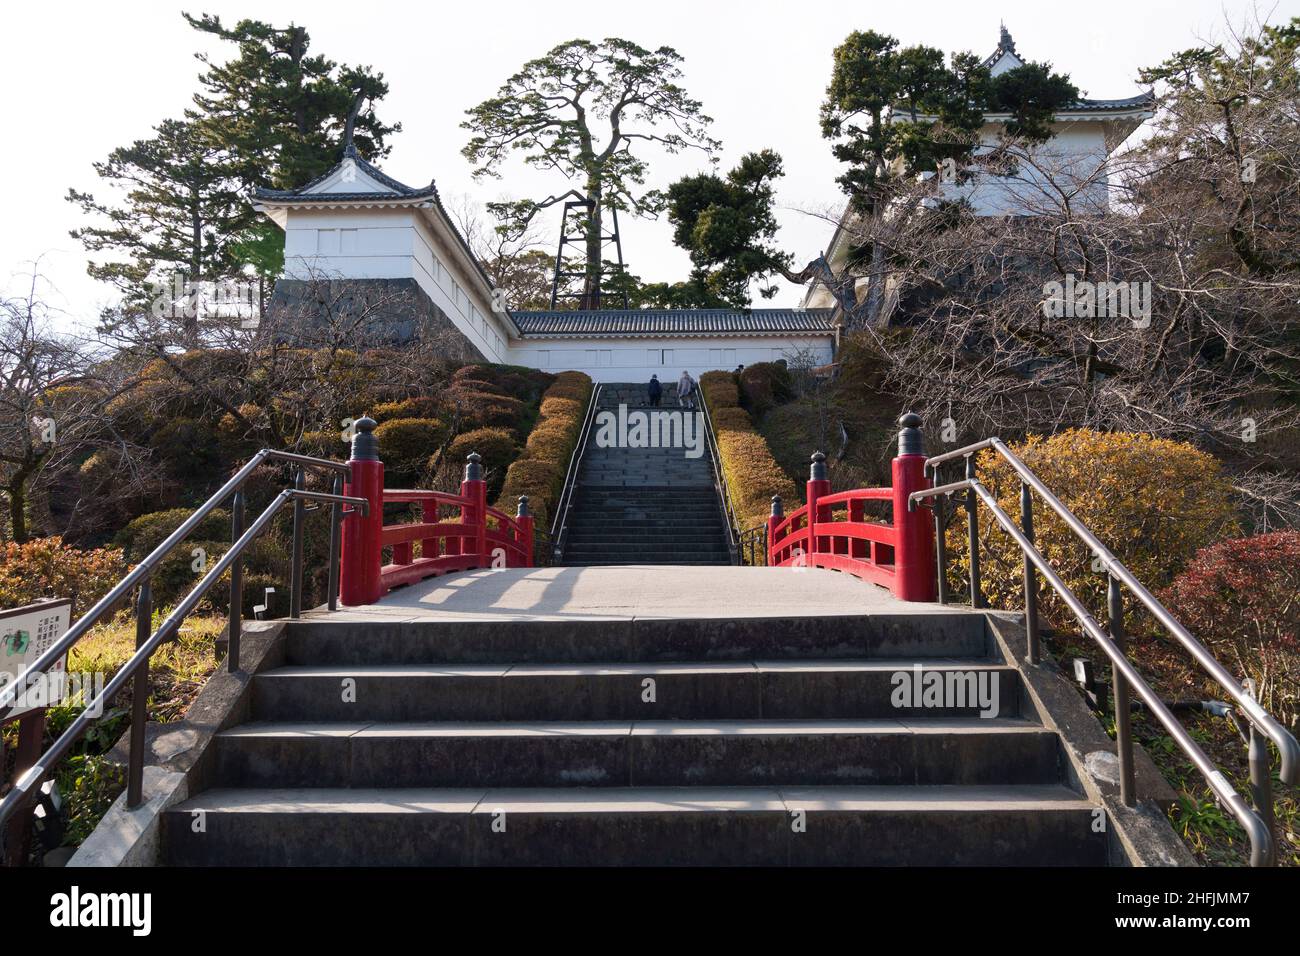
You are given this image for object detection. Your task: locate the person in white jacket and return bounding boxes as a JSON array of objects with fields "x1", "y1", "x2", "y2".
[{"x1": 677, "y1": 371, "x2": 695, "y2": 409}]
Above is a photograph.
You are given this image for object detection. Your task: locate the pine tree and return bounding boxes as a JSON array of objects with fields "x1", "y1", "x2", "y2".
[{"x1": 68, "y1": 14, "x2": 400, "y2": 330}]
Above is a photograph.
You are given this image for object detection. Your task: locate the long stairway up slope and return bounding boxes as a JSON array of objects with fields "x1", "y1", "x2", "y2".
[
  {"x1": 159, "y1": 584, "x2": 1110, "y2": 867},
  {"x1": 561, "y1": 382, "x2": 732, "y2": 566}
]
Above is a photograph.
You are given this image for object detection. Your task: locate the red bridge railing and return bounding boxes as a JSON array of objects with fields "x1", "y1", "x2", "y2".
[
  {"x1": 767, "y1": 414, "x2": 936, "y2": 602},
  {"x1": 339, "y1": 417, "x2": 533, "y2": 606}
]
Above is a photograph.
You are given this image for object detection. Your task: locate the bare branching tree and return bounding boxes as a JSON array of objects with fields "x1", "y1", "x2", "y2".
[
  {"x1": 810, "y1": 17, "x2": 1300, "y2": 522},
  {"x1": 1, "y1": 267, "x2": 150, "y2": 543}
]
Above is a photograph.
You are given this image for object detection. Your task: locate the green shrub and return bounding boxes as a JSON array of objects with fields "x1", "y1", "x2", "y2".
[
  {"x1": 372, "y1": 397, "x2": 442, "y2": 422},
  {"x1": 738, "y1": 362, "x2": 794, "y2": 418},
  {"x1": 296, "y1": 429, "x2": 350, "y2": 460},
  {"x1": 373, "y1": 417, "x2": 447, "y2": 485},
  {"x1": 56, "y1": 754, "x2": 126, "y2": 846},
  {"x1": 498, "y1": 460, "x2": 564, "y2": 529},
  {"x1": 447, "y1": 427, "x2": 519, "y2": 471},
  {"x1": 114, "y1": 508, "x2": 231, "y2": 563},
  {"x1": 149, "y1": 417, "x2": 220, "y2": 480},
  {"x1": 497, "y1": 372, "x2": 593, "y2": 529},
  {"x1": 539, "y1": 394, "x2": 583, "y2": 421},
  {"x1": 0, "y1": 537, "x2": 128, "y2": 614},
  {"x1": 447, "y1": 389, "x2": 527, "y2": 431},
  {"x1": 521, "y1": 420, "x2": 575, "y2": 464},
  {"x1": 445, "y1": 427, "x2": 520, "y2": 498},
  {"x1": 452, "y1": 364, "x2": 553, "y2": 403},
  {"x1": 950, "y1": 429, "x2": 1239, "y2": 630},
  {"x1": 700, "y1": 371, "x2": 799, "y2": 546}
]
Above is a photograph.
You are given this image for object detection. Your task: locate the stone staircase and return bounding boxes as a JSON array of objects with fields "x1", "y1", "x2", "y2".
[
  {"x1": 560, "y1": 382, "x2": 733, "y2": 566},
  {"x1": 160, "y1": 611, "x2": 1108, "y2": 866}
]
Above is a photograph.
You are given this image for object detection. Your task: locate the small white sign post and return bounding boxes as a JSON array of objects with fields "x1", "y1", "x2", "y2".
[
  {"x1": 0, "y1": 598, "x2": 72, "y2": 718},
  {"x1": 1, "y1": 598, "x2": 71, "y2": 865}
]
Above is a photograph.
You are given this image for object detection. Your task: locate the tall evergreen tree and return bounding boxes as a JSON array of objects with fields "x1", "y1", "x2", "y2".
[
  {"x1": 67, "y1": 119, "x2": 247, "y2": 337},
  {"x1": 69, "y1": 14, "x2": 399, "y2": 327}
]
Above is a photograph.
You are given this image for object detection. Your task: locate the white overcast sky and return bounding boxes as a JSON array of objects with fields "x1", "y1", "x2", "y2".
[{"x1": 2, "y1": 0, "x2": 1296, "y2": 331}]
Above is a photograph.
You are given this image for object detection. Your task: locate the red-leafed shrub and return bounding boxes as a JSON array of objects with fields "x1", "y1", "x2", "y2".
[
  {"x1": 1162, "y1": 531, "x2": 1300, "y2": 727},
  {"x1": 0, "y1": 537, "x2": 128, "y2": 615}
]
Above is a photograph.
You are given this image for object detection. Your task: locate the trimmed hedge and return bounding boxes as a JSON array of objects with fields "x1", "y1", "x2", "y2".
[
  {"x1": 372, "y1": 397, "x2": 442, "y2": 422},
  {"x1": 699, "y1": 371, "x2": 799, "y2": 548},
  {"x1": 497, "y1": 372, "x2": 593, "y2": 529},
  {"x1": 114, "y1": 508, "x2": 232, "y2": 563},
  {"x1": 445, "y1": 426, "x2": 520, "y2": 498},
  {"x1": 373, "y1": 417, "x2": 447, "y2": 485},
  {"x1": 447, "y1": 427, "x2": 519, "y2": 472}
]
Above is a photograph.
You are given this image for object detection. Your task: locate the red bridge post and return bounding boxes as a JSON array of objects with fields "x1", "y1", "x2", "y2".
[
  {"x1": 892, "y1": 413, "x2": 936, "y2": 602},
  {"x1": 516, "y1": 495, "x2": 535, "y2": 568},
  {"x1": 462, "y1": 453, "x2": 489, "y2": 567},
  {"x1": 766, "y1": 495, "x2": 783, "y2": 565},
  {"x1": 805, "y1": 451, "x2": 831, "y2": 560},
  {"x1": 341, "y1": 416, "x2": 384, "y2": 606}
]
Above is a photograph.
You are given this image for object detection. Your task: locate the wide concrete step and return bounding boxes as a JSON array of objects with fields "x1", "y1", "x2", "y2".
[
  {"x1": 161, "y1": 784, "x2": 1103, "y2": 866},
  {"x1": 564, "y1": 542, "x2": 729, "y2": 553},
  {"x1": 567, "y1": 513, "x2": 725, "y2": 523},
  {"x1": 565, "y1": 515, "x2": 726, "y2": 525},
  {"x1": 251, "y1": 660, "x2": 1020, "y2": 721},
  {"x1": 283, "y1": 616, "x2": 990, "y2": 665},
  {"x1": 565, "y1": 532, "x2": 729, "y2": 543},
  {"x1": 576, "y1": 488, "x2": 719, "y2": 497},
  {"x1": 561, "y1": 558, "x2": 731, "y2": 567},
  {"x1": 563, "y1": 545, "x2": 731, "y2": 556},
  {"x1": 561, "y1": 553, "x2": 733, "y2": 563},
  {"x1": 212, "y1": 718, "x2": 1061, "y2": 789},
  {"x1": 566, "y1": 504, "x2": 722, "y2": 512}
]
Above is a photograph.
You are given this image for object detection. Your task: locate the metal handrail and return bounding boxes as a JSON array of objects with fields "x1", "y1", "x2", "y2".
[
  {"x1": 696, "y1": 388, "x2": 742, "y2": 564},
  {"x1": 550, "y1": 382, "x2": 603, "y2": 560},
  {"x1": 913, "y1": 436, "x2": 1299, "y2": 867},
  {"x1": 738, "y1": 524, "x2": 768, "y2": 567},
  {"x1": 0, "y1": 448, "x2": 350, "y2": 722},
  {"x1": 0, "y1": 474, "x2": 366, "y2": 853}
]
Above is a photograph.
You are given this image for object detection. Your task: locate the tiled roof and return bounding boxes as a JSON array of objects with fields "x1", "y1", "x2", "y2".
[
  {"x1": 1062, "y1": 92, "x2": 1155, "y2": 112},
  {"x1": 977, "y1": 25, "x2": 1154, "y2": 114},
  {"x1": 512, "y1": 309, "x2": 836, "y2": 337},
  {"x1": 253, "y1": 144, "x2": 438, "y2": 201}
]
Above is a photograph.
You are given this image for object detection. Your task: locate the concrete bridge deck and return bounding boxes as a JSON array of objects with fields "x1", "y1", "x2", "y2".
[{"x1": 308, "y1": 565, "x2": 963, "y2": 623}]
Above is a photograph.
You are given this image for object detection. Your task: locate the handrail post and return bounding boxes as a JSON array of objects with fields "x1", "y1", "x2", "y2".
[
  {"x1": 341, "y1": 417, "x2": 384, "y2": 606},
  {"x1": 1020, "y1": 481, "x2": 1040, "y2": 664},
  {"x1": 767, "y1": 495, "x2": 783, "y2": 566},
  {"x1": 1245, "y1": 679, "x2": 1277, "y2": 865},
  {"x1": 289, "y1": 466, "x2": 305, "y2": 618},
  {"x1": 462, "y1": 453, "x2": 488, "y2": 567},
  {"x1": 892, "y1": 413, "x2": 935, "y2": 602},
  {"x1": 228, "y1": 490, "x2": 245, "y2": 671},
  {"x1": 806, "y1": 452, "x2": 830, "y2": 560},
  {"x1": 933, "y1": 491, "x2": 949, "y2": 604},
  {"x1": 126, "y1": 578, "x2": 152, "y2": 809},
  {"x1": 516, "y1": 496, "x2": 535, "y2": 568},
  {"x1": 1108, "y1": 574, "x2": 1136, "y2": 806},
  {"x1": 966, "y1": 455, "x2": 985, "y2": 608},
  {"x1": 326, "y1": 474, "x2": 343, "y2": 611}
]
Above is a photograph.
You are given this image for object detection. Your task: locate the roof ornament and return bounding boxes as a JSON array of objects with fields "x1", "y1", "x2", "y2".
[{"x1": 999, "y1": 22, "x2": 1017, "y2": 55}]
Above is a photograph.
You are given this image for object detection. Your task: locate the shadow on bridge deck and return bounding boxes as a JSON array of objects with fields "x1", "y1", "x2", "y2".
[{"x1": 309, "y1": 565, "x2": 964, "y2": 623}]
